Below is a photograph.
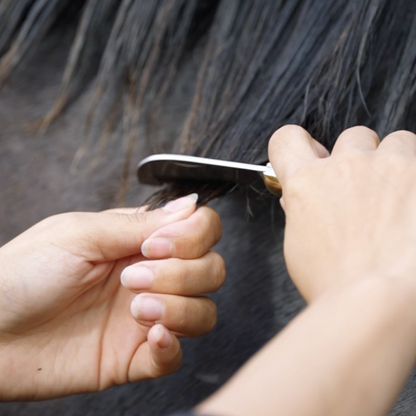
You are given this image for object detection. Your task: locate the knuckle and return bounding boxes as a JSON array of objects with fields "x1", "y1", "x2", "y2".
[
  {"x1": 340, "y1": 125, "x2": 376, "y2": 138},
  {"x1": 207, "y1": 209, "x2": 222, "y2": 244},
  {"x1": 203, "y1": 298, "x2": 218, "y2": 332},
  {"x1": 212, "y1": 253, "x2": 226, "y2": 289},
  {"x1": 183, "y1": 297, "x2": 217, "y2": 335},
  {"x1": 384, "y1": 130, "x2": 416, "y2": 145},
  {"x1": 192, "y1": 207, "x2": 222, "y2": 250},
  {"x1": 192, "y1": 240, "x2": 206, "y2": 259},
  {"x1": 337, "y1": 126, "x2": 379, "y2": 147}
]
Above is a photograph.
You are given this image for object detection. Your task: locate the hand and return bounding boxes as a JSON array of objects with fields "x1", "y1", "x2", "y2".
[
  {"x1": 269, "y1": 125, "x2": 416, "y2": 302},
  {"x1": 0, "y1": 195, "x2": 225, "y2": 400},
  {"x1": 197, "y1": 127, "x2": 416, "y2": 416}
]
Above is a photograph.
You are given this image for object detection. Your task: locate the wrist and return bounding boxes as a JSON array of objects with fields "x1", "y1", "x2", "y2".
[
  {"x1": 303, "y1": 266, "x2": 416, "y2": 306},
  {"x1": 198, "y1": 275, "x2": 416, "y2": 416}
]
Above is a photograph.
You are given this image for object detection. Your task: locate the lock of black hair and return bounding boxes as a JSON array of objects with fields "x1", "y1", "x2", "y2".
[{"x1": 2, "y1": 0, "x2": 416, "y2": 206}]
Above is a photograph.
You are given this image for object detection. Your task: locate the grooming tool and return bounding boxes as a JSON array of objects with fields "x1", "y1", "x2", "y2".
[{"x1": 137, "y1": 154, "x2": 281, "y2": 195}]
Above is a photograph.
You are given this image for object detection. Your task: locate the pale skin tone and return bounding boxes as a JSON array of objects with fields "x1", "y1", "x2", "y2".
[
  {"x1": 0, "y1": 194, "x2": 225, "y2": 400},
  {"x1": 2, "y1": 126, "x2": 416, "y2": 416},
  {"x1": 198, "y1": 126, "x2": 416, "y2": 416}
]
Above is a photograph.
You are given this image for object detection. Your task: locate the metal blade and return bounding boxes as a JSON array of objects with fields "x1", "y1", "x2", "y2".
[{"x1": 137, "y1": 154, "x2": 281, "y2": 194}]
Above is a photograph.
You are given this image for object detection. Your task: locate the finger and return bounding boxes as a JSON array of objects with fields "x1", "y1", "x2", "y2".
[
  {"x1": 121, "y1": 251, "x2": 226, "y2": 295},
  {"x1": 331, "y1": 126, "x2": 380, "y2": 155},
  {"x1": 268, "y1": 125, "x2": 327, "y2": 186},
  {"x1": 377, "y1": 130, "x2": 416, "y2": 156},
  {"x1": 130, "y1": 293, "x2": 217, "y2": 337},
  {"x1": 59, "y1": 194, "x2": 198, "y2": 262},
  {"x1": 140, "y1": 206, "x2": 222, "y2": 259},
  {"x1": 129, "y1": 324, "x2": 182, "y2": 380}
]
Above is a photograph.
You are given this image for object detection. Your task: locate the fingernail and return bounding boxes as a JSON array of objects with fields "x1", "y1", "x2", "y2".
[
  {"x1": 163, "y1": 193, "x2": 198, "y2": 213},
  {"x1": 141, "y1": 237, "x2": 172, "y2": 258},
  {"x1": 121, "y1": 265, "x2": 154, "y2": 289},
  {"x1": 131, "y1": 296, "x2": 164, "y2": 321},
  {"x1": 155, "y1": 325, "x2": 173, "y2": 349}
]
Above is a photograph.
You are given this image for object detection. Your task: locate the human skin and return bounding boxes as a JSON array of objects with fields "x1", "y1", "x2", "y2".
[
  {"x1": 198, "y1": 126, "x2": 416, "y2": 416},
  {"x1": 0, "y1": 194, "x2": 225, "y2": 400}
]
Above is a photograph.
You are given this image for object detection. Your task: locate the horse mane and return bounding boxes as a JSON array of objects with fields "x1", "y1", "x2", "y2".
[{"x1": 2, "y1": 0, "x2": 416, "y2": 204}]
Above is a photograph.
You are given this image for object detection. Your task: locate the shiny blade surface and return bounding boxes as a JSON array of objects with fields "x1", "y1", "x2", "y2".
[{"x1": 137, "y1": 154, "x2": 268, "y2": 189}]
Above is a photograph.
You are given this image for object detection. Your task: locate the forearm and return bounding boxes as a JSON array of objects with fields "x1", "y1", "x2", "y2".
[{"x1": 198, "y1": 277, "x2": 416, "y2": 416}]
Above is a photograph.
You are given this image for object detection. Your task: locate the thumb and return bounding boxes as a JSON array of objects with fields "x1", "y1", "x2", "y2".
[
  {"x1": 268, "y1": 125, "x2": 329, "y2": 188},
  {"x1": 73, "y1": 194, "x2": 198, "y2": 261}
]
